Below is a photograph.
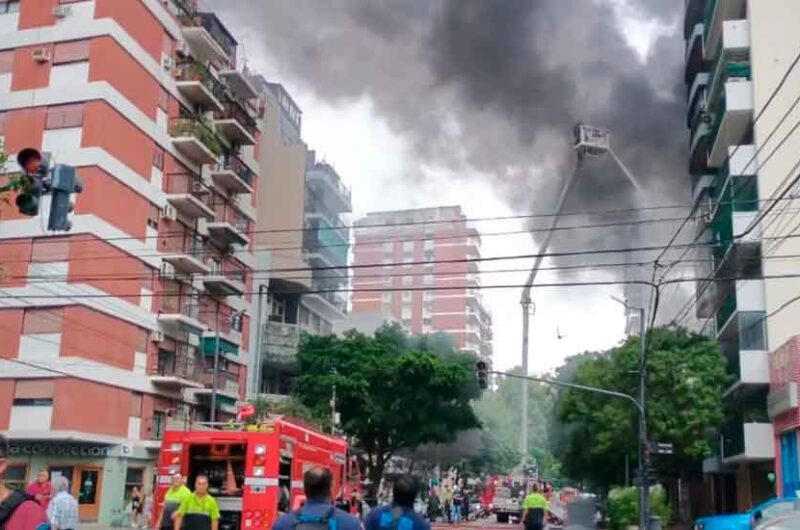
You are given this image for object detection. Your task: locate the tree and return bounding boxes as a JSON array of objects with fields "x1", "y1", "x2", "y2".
[
  {"x1": 292, "y1": 325, "x2": 481, "y2": 494},
  {"x1": 553, "y1": 327, "x2": 728, "y2": 490}
]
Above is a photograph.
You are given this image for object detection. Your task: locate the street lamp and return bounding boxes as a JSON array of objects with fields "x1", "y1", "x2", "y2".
[{"x1": 519, "y1": 123, "x2": 642, "y2": 462}]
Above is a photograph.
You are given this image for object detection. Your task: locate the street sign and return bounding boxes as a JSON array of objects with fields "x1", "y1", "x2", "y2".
[{"x1": 648, "y1": 441, "x2": 674, "y2": 455}]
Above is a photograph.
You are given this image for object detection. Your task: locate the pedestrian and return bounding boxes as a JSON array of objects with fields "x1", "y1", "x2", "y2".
[
  {"x1": 173, "y1": 475, "x2": 221, "y2": 530},
  {"x1": 26, "y1": 469, "x2": 53, "y2": 509},
  {"x1": 48, "y1": 475, "x2": 80, "y2": 530},
  {"x1": 450, "y1": 491, "x2": 461, "y2": 524},
  {"x1": 0, "y1": 435, "x2": 49, "y2": 530},
  {"x1": 426, "y1": 489, "x2": 440, "y2": 522},
  {"x1": 521, "y1": 483, "x2": 549, "y2": 530},
  {"x1": 141, "y1": 490, "x2": 153, "y2": 530},
  {"x1": 271, "y1": 467, "x2": 360, "y2": 530},
  {"x1": 131, "y1": 486, "x2": 143, "y2": 527},
  {"x1": 158, "y1": 474, "x2": 192, "y2": 530},
  {"x1": 365, "y1": 475, "x2": 430, "y2": 530},
  {"x1": 460, "y1": 493, "x2": 470, "y2": 522}
]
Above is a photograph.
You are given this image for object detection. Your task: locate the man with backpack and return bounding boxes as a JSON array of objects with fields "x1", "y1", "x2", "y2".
[
  {"x1": 0, "y1": 435, "x2": 50, "y2": 530},
  {"x1": 272, "y1": 467, "x2": 360, "y2": 530},
  {"x1": 365, "y1": 475, "x2": 430, "y2": 530}
]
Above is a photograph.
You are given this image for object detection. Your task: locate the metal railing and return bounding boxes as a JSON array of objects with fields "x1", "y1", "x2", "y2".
[
  {"x1": 161, "y1": 229, "x2": 206, "y2": 259},
  {"x1": 174, "y1": 3, "x2": 236, "y2": 61},
  {"x1": 174, "y1": 59, "x2": 227, "y2": 104},
  {"x1": 153, "y1": 343, "x2": 199, "y2": 380},
  {"x1": 164, "y1": 172, "x2": 214, "y2": 207},
  {"x1": 169, "y1": 117, "x2": 223, "y2": 157},
  {"x1": 214, "y1": 203, "x2": 250, "y2": 234},
  {"x1": 215, "y1": 153, "x2": 253, "y2": 186},
  {"x1": 159, "y1": 283, "x2": 201, "y2": 320},
  {"x1": 218, "y1": 98, "x2": 257, "y2": 136}
]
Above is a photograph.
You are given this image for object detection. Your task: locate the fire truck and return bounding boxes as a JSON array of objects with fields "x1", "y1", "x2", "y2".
[{"x1": 151, "y1": 419, "x2": 361, "y2": 530}]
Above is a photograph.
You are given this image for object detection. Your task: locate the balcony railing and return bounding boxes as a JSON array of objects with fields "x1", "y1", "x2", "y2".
[
  {"x1": 716, "y1": 288, "x2": 737, "y2": 334},
  {"x1": 217, "y1": 98, "x2": 257, "y2": 136},
  {"x1": 165, "y1": 172, "x2": 212, "y2": 203},
  {"x1": 153, "y1": 343, "x2": 200, "y2": 381},
  {"x1": 216, "y1": 153, "x2": 253, "y2": 186},
  {"x1": 174, "y1": 4, "x2": 236, "y2": 61},
  {"x1": 160, "y1": 285, "x2": 201, "y2": 320},
  {"x1": 169, "y1": 117, "x2": 223, "y2": 157},
  {"x1": 214, "y1": 203, "x2": 250, "y2": 234},
  {"x1": 174, "y1": 59, "x2": 227, "y2": 107},
  {"x1": 161, "y1": 229, "x2": 205, "y2": 260}
]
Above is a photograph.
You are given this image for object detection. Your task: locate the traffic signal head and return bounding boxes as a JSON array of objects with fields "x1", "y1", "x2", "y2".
[{"x1": 475, "y1": 360, "x2": 489, "y2": 390}]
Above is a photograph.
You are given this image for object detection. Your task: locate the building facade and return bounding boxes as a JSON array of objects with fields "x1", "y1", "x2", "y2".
[
  {"x1": 250, "y1": 79, "x2": 352, "y2": 398},
  {"x1": 685, "y1": 0, "x2": 800, "y2": 513},
  {"x1": 0, "y1": 0, "x2": 259, "y2": 522},
  {"x1": 351, "y1": 206, "x2": 493, "y2": 360}
]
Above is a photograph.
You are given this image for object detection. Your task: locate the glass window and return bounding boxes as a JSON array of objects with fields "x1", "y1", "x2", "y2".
[
  {"x1": 152, "y1": 146, "x2": 165, "y2": 170},
  {"x1": 52, "y1": 40, "x2": 90, "y2": 64},
  {"x1": 739, "y1": 312, "x2": 767, "y2": 351},
  {"x1": 402, "y1": 241, "x2": 414, "y2": 252},
  {"x1": 0, "y1": 50, "x2": 12, "y2": 74},
  {"x1": 0, "y1": 1, "x2": 20, "y2": 14},
  {"x1": 77, "y1": 470, "x2": 99, "y2": 505},
  {"x1": 402, "y1": 291, "x2": 412, "y2": 302},
  {"x1": 382, "y1": 292, "x2": 392, "y2": 303},
  {"x1": 761, "y1": 500, "x2": 796, "y2": 520},
  {"x1": 382, "y1": 241, "x2": 393, "y2": 253},
  {"x1": 13, "y1": 398, "x2": 53, "y2": 406},
  {"x1": 45, "y1": 103, "x2": 84, "y2": 129},
  {"x1": 401, "y1": 306, "x2": 412, "y2": 319},
  {"x1": 14, "y1": 379, "x2": 54, "y2": 399},
  {"x1": 4, "y1": 465, "x2": 26, "y2": 490},
  {"x1": 130, "y1": 393, "x2": 143, "y2": 417},
  {"x1": 23, "y1": 309, "x2": 63, "y2": 334},
  {"x1": 402, "y1": 276, "x2": 412, "y2": 286}
]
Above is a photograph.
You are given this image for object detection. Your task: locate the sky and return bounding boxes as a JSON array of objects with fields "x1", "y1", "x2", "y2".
[{"x1": 207, "y1": 0, "x2": 690, "y2": 374}]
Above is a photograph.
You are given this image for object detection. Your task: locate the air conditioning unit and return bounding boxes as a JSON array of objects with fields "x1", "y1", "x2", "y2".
[
  {"x1": 160, "y1": 262, "x2": 176, "y2": 279},
  {"x1": 52, "y1": 5, "x2": 71, "y2": 18},
  {"x1": 161, "y1": 54, "x2": 174, "y2": 71},
  {"x1": 152, "y1": 331, "x2": 165, "y2": 343},
  {"x1": 161, "y1": 203, "x2": 177, "y2": 221},
  {"x1": 32, "y1": 48, "x2": 52, "y2": 63}
]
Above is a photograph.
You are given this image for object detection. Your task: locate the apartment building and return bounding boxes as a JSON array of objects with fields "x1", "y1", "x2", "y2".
[
  {"x1": 0, "y1": 0, "x2": 258, "y2": 522},
  {"x1": 250, "y1": 79, "x2": 352, "y2": 397},
  {"x1": 351, "y1": 206, "x2": 493, "y2": 360},
  {"x1": 685, "y1": 0, "x2": 800, "y2": 513}
]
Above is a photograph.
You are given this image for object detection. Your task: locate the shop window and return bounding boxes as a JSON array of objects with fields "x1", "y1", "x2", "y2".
[
  {"x1": 4, "y1": 465, "x2": 27, "y2": 491},
  {"x1": 22, "y1": 309, "x2": 63, "y2": 334}
]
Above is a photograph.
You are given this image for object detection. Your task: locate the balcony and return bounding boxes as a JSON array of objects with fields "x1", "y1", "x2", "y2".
[
  {"x1": 707, "y1": 20, "x2": 750, "y2": 99},
  {"x1": 150, "y1": 344, "x2": 204, "y2": 389},
  {"x1": 715, "y1": 280, "x2": 766, "y2": 340},
  {"x1": 157, "y1": 287, "x2": 205, "y2": 333},
  {"x1": 203, "y1": 259, "x2": 246, "y2": 297},
  {"x1": 261, "y1": 321, "x2": 300, "y2": 363},
  {"x1": 169, "y1": 118, "x2": 223, "y2": 165},
  {"x1": 214, "y1": 99, "x2": 257, "y2": 146},
  {"x1": 210, "y1": 153, "x2": 254, "y2": 194},
  {"x1": 687, "y1": 74, "x2": 708, "y2": 129},
  {"x1": 206, "y1": 205, "x2": 250, "y2": 248},
  {"x1": 218, "y1": 68, "x2": 258, "y2": 100},
  {"x1": 704, "y1": 0, "x2": 747, "y2": 61},
  {"x1": 161, "y1": 231, "x2": 209, "y2": 274},
  {"x1": 689, "y1": 119, "x2": 711, "y2": 175},
  {"x1": 305, "y1": 162, "x2": 352, "y2": 214},
  {"x1": 709, "y1": 151, "x2": 760, "y2": 264},
  {"x1": 684, "y1": 0, "x2": 707, "y2": 40},
  {"x1": 721, "y1": 346, "x2": 769, "y2": 397},
  {"x1": 721, "y1": 421, "x2": 774, "y2": 463},
  {"x1": 707, "y1": 81, "x2": 753, "y2": 168},
  {"x1": 175, "y1": 3, "x2": 237, "y2": 65},
  {"x1": 173, "y1": 59, "x2": 225, "y2": 113},
  {"x1": 164, "y1": 172, "x2": 215, "y2": 220},
  {"x1": 302, "y1": 279, "x2": 347, "y2": 321},
  {"x1": 684, "y1": 23, "x2": 706, "y2": 85}
]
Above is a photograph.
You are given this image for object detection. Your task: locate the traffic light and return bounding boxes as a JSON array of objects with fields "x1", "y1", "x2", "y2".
[
  {"x1": 47, "y1": 164, "x2": 82, "y2": 231},
  {"x1": 14, "y1": 148, "x2": 50, "y2": 217},
  {"x1": 476, "y1": 360, "x2": 489, "y2": 390}
]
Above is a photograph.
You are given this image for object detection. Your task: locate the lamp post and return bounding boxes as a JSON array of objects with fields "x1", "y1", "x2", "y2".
[{"x1": 520, "y1": 123, "x2": 641, "y2": 462}]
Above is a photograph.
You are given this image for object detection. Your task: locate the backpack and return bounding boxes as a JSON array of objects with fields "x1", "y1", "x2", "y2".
[
  {"x1": 292, "y1": 506, "x2": 338, "y2": 530},
  {"x1": 0, "y1": 490, "x2": 51, "y2": 530},
  {"x1": 378, "y1": 507, "x2": 414, "y2": 530}
]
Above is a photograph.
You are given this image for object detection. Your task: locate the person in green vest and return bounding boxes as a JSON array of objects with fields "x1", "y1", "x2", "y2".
[
  {"x1": 173, "y1": 475, "x2": 220, "y2": 530},
  {"x1": 158, "y1": 473, "x2": 192, "y2": 529},
  {"x1": 521, "y1": 483, "x2": 549, "y2": 530}
]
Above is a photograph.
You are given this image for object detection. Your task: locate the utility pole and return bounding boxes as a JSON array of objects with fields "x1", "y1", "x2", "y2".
[{"x1": 613, "y1": 296, "x2": 649, "y2": 530}]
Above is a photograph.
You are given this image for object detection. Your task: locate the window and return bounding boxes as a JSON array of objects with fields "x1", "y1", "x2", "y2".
[
  {"x1": 382, "y1": 292, "x2": 392, "y2": 303},
  {"x1": 147, "y1": 203, "x2": 160, "y2": 230},
  {"x1": 0, "y1": 50, "x2": 12, "y2": 93},
  {"x1": 125, "y1": 468, "x2": 144, "y2": 502},
  {"x1": 14, "y1": 378, "x2": 55, "y2": 405},
  {"x1": 424, "y1": 274, "x2": 434, "y2": 286},
  {"x1": 401, "y1": 276, "x2": 412, "y2": 287},
  {"x1": 31, "y1": 238, "x2": 69, "y2": 263},
  {"x1": 382, "y1": 257, "x2": 392, "y2": 265},
  {"x1": 152, "y1": 146, "x2": 165, "y2": 170},
  {"x1": 53, "y1": 40, "x2": 90, "y2": 64},
  {"x1": 45, "y1": 104, "x2": 84, "y2": 129},
  {"x1": 401, "y1": 306, "x2": 412, "y2": 319},
  {"x1": 402, "y1": 291, "x2": 412, "y2": 302},
  {"x1": 130, "y1": 392, "x2": 143, "y2": 417},
  {"x1": 383, "y1": 241, "x2": 393, "y2": 253},
  {"x1": 23, "y1": 309, "x2": 63, "y2": 334},
  {"x1": 402, "y1": 241, "x2": 414, "y2": 253},
  {"x1": 424, "y1": 239, "x2": 434, "y2": 251},
  {"x1": 0, "y1": 112, "x2": 6, "y2": 137},
  {"x1": 0, "y1": 1, "x2": 20, "y2": 14},
  {"x1": 158, "y1": 87, "x2": 170, "y2": 112}
]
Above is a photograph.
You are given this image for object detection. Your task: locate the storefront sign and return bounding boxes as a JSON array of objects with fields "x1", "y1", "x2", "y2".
[
  {"x1": 768, "y1": 383, "x2": 799, "y2": 418},
  {"x1": 9, "y1": 442, "x2": 111, "y2": 457}
]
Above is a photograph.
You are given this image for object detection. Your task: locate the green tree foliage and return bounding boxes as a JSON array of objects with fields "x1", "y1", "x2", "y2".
[
  {"x1": 292, "y1": 325, "x2": 480, "y2": 493},
  {"x1": 553, "y1": 328, "x2": 728, "y2": 489},
  {"x1": 607, "y1": 486, "x2": 670, "y2": 530}
]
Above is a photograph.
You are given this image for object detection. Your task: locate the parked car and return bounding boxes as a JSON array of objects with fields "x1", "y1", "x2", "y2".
[{"x1": 694, "y1": 497, "x2": 799, "y2": 530}]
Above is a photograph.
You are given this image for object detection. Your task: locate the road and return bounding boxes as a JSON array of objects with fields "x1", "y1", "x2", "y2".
[{"x1": 432, "y1": 498, "x2": 598, "y2": 530}]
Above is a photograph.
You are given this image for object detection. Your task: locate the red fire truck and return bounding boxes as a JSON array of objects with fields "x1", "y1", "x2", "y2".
[{"x1": 151, "y1": 419, "x2": 361, "y2": 530}]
